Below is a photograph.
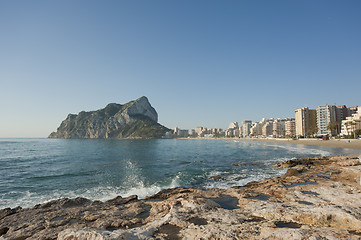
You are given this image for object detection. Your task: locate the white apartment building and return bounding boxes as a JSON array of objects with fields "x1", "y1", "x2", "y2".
[
  {"x1": 317, "y1": 104, "x2": 337, "y2": 136},
  {"x1": 272, "y1": 119, "x2": 286, "y2": 137},
  {"x1": 272, "y1": 118, "x2": 295, "y2": 137},
  {"x1": 195, "y1": 126, "x2": 203, "y2": 136},
  {"x1": 228, "y1": 122, "x2": 239, "y2": 129},
  {"x1": 241, "y1": 120, "x2": 252, "y2": 137},
  {"x1": 248, "y1": 118, "x2": 274, "y2": 137},
  {"x1": 262, "y1": 122, "x2": 273, "y2": 137},
  {"x1": 225, "y1": 122, "x2": 240, "y2": 137},
  {"x1": 189, "y1": 129, "x2": 197, "y2": 137},
  {"x1": 250, "y1": 122, "x2": 261, "y2": 136},
  {"x1": 285, "y1": 119, "x2": 296, "y2": 137},
  {"x1": 340, "y1": 107, "x2": 361, "y2": 136},
  {"x1": 173, "y1": 127, "x2": 189, "y2": 138}
]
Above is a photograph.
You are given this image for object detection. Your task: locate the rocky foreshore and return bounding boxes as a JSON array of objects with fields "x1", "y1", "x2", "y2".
[{"x1": 1, "y1": 155, "x2": 361, "y2": 240}]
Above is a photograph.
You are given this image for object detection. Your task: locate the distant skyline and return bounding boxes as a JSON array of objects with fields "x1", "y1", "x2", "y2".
[{"x1": 1, "y1": 1, "x2": 360, "y2": 137}]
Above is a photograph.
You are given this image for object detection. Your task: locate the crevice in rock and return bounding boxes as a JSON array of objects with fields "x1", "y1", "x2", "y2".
[
  {"x1": 154, "y1": 224, "x2": 181, "y2": 240},
  {"x1": 135, "y1": 204, "x2": 151, "y2": 219},
  {"x1": 275, "y1": 221, "x2": 302, "y2": 228},
  {"x1": 246, "y1": 192, "x2": 270, "y2": 201},
  {"x1": 0, "y1": 227, "x2": 9, "y2": 236},
  {"x1": 187, "y1": 216, "x2": 208, "y2": 226},
  {"x1": 208, "y1": 195, "x2": 239, "y2": 210},
  {"x1": 301, "y1": 191, "x2": 319, "y2": 196},
  {"x1": 297, "y1": 201, "x2": 314, "y2": 205},
  {"x1": 286, "y1": 181, "x2": 318, "y2": 189},
  {"x1": 349, "y1": 230, "x2": 361, "y2": 236},
  {"x1": 245, "y1": 216, "x2": 266, "y2": 223}
]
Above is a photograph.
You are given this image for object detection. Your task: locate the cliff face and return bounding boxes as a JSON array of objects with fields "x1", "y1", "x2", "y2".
[{"x1": 48, "y1": 96, "x2": 170, "y2": 139}]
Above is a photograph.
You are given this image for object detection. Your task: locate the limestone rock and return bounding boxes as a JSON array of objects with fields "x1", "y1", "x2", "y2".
[
  {"x1": 58, "y1": 229, "x2": 107, "y2": 240},
  {"x1": 48, "y1": 96, "x2": 169, "y2": 139}
]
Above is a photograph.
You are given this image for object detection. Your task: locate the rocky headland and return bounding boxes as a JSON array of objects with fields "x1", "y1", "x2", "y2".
[
  {"x1": 48, "y1": 96, "x2": 170, "y2": 139},
  {"x1": 1, "y1": 155, "x2": 361, "y2": 239}
]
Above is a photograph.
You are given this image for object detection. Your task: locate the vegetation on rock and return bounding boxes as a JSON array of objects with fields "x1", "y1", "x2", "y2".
[{"x1": 48, "y1": 96, "x2": 170, "y2": 139}]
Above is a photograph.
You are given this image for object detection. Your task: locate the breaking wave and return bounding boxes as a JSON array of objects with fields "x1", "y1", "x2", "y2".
[{"x1": 1, "y1": 174, "x2": 182, "y2": 209}]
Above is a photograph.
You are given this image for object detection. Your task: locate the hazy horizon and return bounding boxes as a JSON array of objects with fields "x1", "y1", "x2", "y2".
[{"x1": 1, "y1": 1, "x2": 360, "y2": 138}]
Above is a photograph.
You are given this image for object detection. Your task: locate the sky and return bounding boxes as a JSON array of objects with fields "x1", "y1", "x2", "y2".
[{"x1": 0, "y1": 0, "x2": 360, "y2": 137}]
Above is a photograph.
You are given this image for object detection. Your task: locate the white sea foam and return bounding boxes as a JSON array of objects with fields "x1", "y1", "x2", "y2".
[
  {"x1": 264, "y1": 144, "x2": 331, "y2": 156},
  {"x1": 204, "y1": 169, "x2": 287, "y2": 189},
  {"x1": 207, "y1": 170, "x2": 224, "y2": 177},
  {"x1": 1, "y1": 190, "x2": 80, "y2": 209},
  {"x1": 1, "y1": 174, "x2": 183, "y2": 209},
  {"x1": 108, "y1": 174, "x2": 181, "y2": 200},
  {"x1": 1, "y1": 167, "x2": 287, "y2": 209}
]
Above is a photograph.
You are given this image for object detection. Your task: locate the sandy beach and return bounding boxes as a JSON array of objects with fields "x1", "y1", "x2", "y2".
[{"x1": 235, "y1": 138, "x2": 361, "y2": 151}]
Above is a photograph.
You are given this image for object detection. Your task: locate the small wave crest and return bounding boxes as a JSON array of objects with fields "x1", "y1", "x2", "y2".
[
  {"x1": 265, "y1": 144, "x2": 331, "y2": 156},
  {"x1": 0, "y1": 174, "x2": 182, "y2": 209}
]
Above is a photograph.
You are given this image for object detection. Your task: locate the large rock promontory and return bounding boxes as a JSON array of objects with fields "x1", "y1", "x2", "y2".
[{"x1": 48, "y1": 96, "x2": 170, "y2": 139}]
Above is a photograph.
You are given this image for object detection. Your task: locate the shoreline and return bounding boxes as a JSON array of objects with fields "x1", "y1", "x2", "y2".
[
  {"x1": 4, "y1": 137, "x2": 361, "y2": 151},
  {"x1": 237, "y1": 137, "x2": 361, "y2": 150},
  {"x1": 181, "y1": 137, "x2": 361, "y2": 150},
  {"x1": 1, "y1": 154, "x2": 361, "y2": 239}
]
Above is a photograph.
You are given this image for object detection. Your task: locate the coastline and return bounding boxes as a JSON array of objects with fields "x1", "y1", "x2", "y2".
[
  {"x1": 1, "y1": 154, "x2": 361, "y2": 239},
  {"x1": 244, "y1": 138, "x2": 361, "y2": 150},
  {"x1": 237, "y1": 138, "x2": 361, "y2": 150}
]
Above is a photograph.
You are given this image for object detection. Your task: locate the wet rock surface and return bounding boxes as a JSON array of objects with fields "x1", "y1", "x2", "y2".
[{"x1": 1, "y1": 155, "x2": 361, "y2": 239}]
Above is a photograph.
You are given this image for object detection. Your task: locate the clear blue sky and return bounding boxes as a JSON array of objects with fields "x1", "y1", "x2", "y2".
[{"x1": 1, "y1": 0, "x2": 360, "y2": 137}]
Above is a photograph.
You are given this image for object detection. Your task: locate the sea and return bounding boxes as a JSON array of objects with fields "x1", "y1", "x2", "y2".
[{"x1": 0, "y1": 138, "x2": 358, "y2": 209}]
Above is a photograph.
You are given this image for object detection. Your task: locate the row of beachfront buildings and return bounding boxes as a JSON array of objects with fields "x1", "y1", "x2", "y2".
[
  {"x1": 168, "y1": 104, "x2": 360, "y2": 138},
  {"x1": 294, "y1": 105, "x2": 360, "y2": 137}
]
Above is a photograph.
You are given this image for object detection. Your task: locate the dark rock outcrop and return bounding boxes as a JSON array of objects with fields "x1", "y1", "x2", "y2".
[{"x1": 48, "y1": 96, "x2": 170, "y2": 139}]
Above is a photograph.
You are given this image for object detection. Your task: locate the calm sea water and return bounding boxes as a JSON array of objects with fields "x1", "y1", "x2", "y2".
[{"x1": 0, "y1": 138, "x2": 357, "y2": 209}]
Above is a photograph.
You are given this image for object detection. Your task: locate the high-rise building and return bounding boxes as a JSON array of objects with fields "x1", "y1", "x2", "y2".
[
  {"x1": 349, "y1": 106, "x2": 358, "y2": 116},
  {"x1": 285, "y1": 119, "x2": 296, "y2": 137},
  {"x1": 189, "y1": 129, "x2": 197, "y2": 137},
  {"x1": 340, "y1": 107, "x2": 361, "y2": 136},
  {"x1": 295, "y1": 107, "x2": 317, "y2": 137},
  {"x1": 173, "y1": 127, "x2": 189, "y2": 138},
  {"x1": 262, "y1": 122, "x2": 273, "y2": 137},
  {"x1": 272, "y1": 119, "x2": 286, "y2": 137},
  {"x1": 250, "y1": 122, "x2": 261, "y2": 136},
  {"x1": 195, "y1": 126, "x2": 203, "y2": 136},
  {"x1": 336, "y1": 105, "x2": 349, "y2": 122},
  {"x1": 241, "y1": 120, "x2": 252, "y2": 137},
  {"x1": 226, "y1": 122, "x2": 240, "y2": 137},
  {"x1": 228, "y1": 122, "x2": 239, "y2": 129},
  {"x1": 317, "y1": 104, "x2": 337, "y2": 136},
  {"x1": 248, "y1": 118, "x2": 274, "y2": 137}
]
